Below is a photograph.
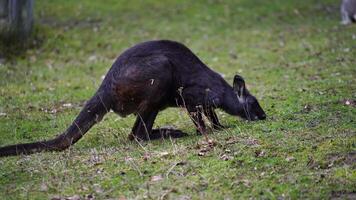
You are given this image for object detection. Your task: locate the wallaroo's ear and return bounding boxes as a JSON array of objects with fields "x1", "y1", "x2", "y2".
[{"x1": 233, "y1": 74, "x2": 246, "y2": 98}]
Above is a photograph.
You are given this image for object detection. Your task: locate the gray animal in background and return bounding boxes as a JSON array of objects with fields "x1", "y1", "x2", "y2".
[{"x1": 341, "y1": 0, "x2": 356, "y2": 24}]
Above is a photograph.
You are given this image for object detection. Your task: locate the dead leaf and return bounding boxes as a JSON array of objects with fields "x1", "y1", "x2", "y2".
[
  {"x1": 176, "y1": 195, "x2": 191, "y2": 200},
  {"x1": 198, "y1": 151, "x2": 206, "y2": 156},
  {"x1": 303, "y1": 104, "x2": 312, "y2": 113},
  {"x1": 66, "y1": 195, "x2": 80, "y2": 200},
  {"x1": 158, "y1": 151, "x2": 170, "y2": 158},
  {"x1": 142, "y1": 152, "x2": 151, "y2": 161},
  {"x1": 150, "y1": 175, "x2": 163, "y2": 182},
  {"x1": 49, "y1": 109, "x2": 58, "y2": 114},
  {"x1": 124, "y1": 156, "x2": 133, "y2": 162},
  {"x1": 235, "y1": 179, "x2": 251, "y2": 187},
  {"x1": 343, "y1": 99, "x2": 356, "y2": 107},
  {"x1": 286, "y1": 156, "x2": 295, "y2": 162},
  {"x1": 40, "y1": 183, "x2": 48, "y2": 192},
  {"x1": 196, "y1": 139, "x2": 218, "y2": 156},
  {"x1": 62, "y1": 103, "x2": 72, "y2": 108},
  {"x1": 207, "y1": 139, "x2": 217, "y2": 146},
  {"x1": 225, "y1": 137, "x2": 239, "y2": 145},
  {"x1": 220, "y1": 154, "x2": 231, "y2": 161},
  {"x1": 87, "y1": 152, "x2": 103, "y2": 166},
  {"x1": 96, "y1": 168, "x2": 104, "y2": 174},
  {"x1": 255, "y1": 150, "x2": 265, "y2": 157},
  {"x1": 245, "y1": 138, "x2": 259, "y2": 146},
  {"x1": 88, "y1": 55, "x2": 97, "y2": 62}
]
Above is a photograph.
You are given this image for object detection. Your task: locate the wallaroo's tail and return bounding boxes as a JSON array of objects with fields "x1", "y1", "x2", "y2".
[{"x1": 0, "y1": 91, "x2": 112, "y2": 157}]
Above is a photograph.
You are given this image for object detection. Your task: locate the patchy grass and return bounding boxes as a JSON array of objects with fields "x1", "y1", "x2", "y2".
[{"x1": 0, "y1": 0, "x2": 355, "y2": 199}]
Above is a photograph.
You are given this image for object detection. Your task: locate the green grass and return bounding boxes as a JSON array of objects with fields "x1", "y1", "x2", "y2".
[{"x1": 0, "y1": 0, "x2": 355, "y2": 199}]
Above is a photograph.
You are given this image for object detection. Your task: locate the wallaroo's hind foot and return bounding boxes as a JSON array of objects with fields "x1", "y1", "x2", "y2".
[
  {"x1": 128, "y1": 129, "x2": 188, "y2": 141},
  {"x1": 150, "y1": 129, "x2": 188, "y2": 140}
]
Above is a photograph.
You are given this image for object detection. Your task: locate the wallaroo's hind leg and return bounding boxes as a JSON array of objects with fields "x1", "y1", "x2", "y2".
[
  {"x1": 129, "y1": 110, "x2": 158, "y2": 141},
  {"x1": 204, "y1": 107, "x2": 224, "y2": 130}
]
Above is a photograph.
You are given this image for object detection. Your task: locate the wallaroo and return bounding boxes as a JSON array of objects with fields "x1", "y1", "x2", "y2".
[{"x1": 0, "y1": 40, "x2": 266, "y2": 157}]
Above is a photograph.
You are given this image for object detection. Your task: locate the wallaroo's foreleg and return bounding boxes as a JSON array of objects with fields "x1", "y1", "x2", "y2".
[
  {"x1": 203, "y1": 107, "x2": 224, "y2": 130},
  {"x1": 188, "y1": 106, "x2": 207, "y2": 135}
]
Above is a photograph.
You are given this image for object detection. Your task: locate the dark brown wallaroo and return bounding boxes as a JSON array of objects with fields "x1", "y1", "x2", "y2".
[{"x1": 0, "y1": 40, "x2": 266, "y2": 157}]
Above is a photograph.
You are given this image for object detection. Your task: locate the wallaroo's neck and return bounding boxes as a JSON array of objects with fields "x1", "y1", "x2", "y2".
[{"x1": 220, "y1": 87, "x2": 243, "y2": 116}]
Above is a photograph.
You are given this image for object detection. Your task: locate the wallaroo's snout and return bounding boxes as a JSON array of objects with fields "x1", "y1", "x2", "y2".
[
  {"x1": 244, "y1": 109, "x2": 266, "y2": 121},
  {"x1": 259, "y1": 113, "x2": 267, "y2": 120},
  {"x1": 253, "y1": 111, "x2": 266, "y2": 121},
  {"x1": 253, "y1": 101, "x2": 267, "y2": 120},
  {"x1": 243, "y1": 110, "x2": 266, "y2": 121}
]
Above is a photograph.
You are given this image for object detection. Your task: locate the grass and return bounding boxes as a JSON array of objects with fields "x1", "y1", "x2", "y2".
[{"x1": 0, "y1": 0, "x2": 355, "y2": 199}]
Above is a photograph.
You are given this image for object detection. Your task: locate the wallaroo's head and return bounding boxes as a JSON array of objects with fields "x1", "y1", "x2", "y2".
[{"x1": 232, "y1": 75, "x2": 266, "y2": 121}]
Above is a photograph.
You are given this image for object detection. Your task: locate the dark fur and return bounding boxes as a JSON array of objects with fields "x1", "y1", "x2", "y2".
[{"x1": 0, "y1": 40, "x2": 266, "y2": 157}]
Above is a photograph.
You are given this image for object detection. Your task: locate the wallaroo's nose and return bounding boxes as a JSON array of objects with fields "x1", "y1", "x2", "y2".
[{"x1": 259, "y1": 114, "x2": 266, "y2": 120}]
